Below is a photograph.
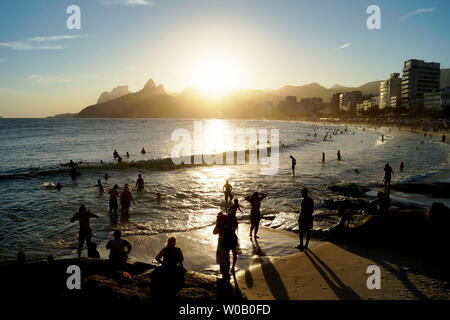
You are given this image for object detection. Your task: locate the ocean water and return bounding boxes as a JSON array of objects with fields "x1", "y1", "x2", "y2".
[{"x1": 0, "y1": 118, "x2": 448, "y2": 262}]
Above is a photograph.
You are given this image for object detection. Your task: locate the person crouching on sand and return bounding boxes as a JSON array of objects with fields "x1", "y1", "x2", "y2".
[{"x1": 120, "y1": 184, "x2": 134, "y2": 215}]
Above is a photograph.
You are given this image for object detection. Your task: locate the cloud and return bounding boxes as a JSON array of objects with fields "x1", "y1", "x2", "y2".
[
  {"x1": 338, "y1": 42, "x2": 350, "y2": 50},
  {"x1": 0, "y1": 42, "x2": 63, "y2": 50},
  {"x1": 102, "y1": 0, "x2": 153, "y2": 6},
  {"x1": 400, "y1": 7, "x2": 436, "y2": 20},
  {"x1": 27, "y1": 35, "x2": 82, "y2": 42},
  {"x1": 0, "y1": 34, "x2": 88, "y2": 51}
]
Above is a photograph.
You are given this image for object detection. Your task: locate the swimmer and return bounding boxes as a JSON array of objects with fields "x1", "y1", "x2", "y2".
[
  {"x1": 108, "y1": 184, "x2": 119, "y2": 214},
  {"x1": 337, "y1": 150, "x2": 341, "y2": 161},
  {"x1": 104, "y1": 173, "x2": 109, "y2": 180},
  {"x1": 290, "y1": 155, "x2": 296, "y2": 176},
  {"x1": 126, "y1": 152, "x2": 130, "y2": 158},
  {"x1": 141, "y1": 147, "x2": 146, "y2": 154},
  {"x1": 117, "y1": 155, "x2": 123, "y2": 163},
  {"x1": 135, "y1": 174, "x2": 145, "y2": 191},
  {"x1": 322, "y1": 152, "x2": 325, "y2": 163},
  {"x1": 120, "y1": 184, "x2": 135, "y2": 215},
  {"x1": 94, "y1": 180, "x2": 104, "y2": 193}
]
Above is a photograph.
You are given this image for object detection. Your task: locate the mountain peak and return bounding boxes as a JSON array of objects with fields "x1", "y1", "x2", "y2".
[
  {"x1": 331, "y1": 84, "x2": 348, "y2": 90},
  {"x1": 144, "y1": 79, "x2": 156, "y2": 90}
]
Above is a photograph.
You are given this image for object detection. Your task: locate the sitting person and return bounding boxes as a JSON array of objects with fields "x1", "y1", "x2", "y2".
[
  {"x1": 106, "y1": 230, "x2": 132, "y2": 264},
  {"x1": 152, "y1": 236, "x2": 186, "y2": 289},
  {"x1": 88, "y1": 242, "x2": 100, "y2": 259},
  {"x1": 367, "y1": 191, "x2": 390, "y2": 215}
]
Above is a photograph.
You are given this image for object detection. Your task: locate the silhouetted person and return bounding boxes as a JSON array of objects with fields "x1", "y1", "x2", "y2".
[
  {"x1": 117, "y1": 155, "x2": 123, "y2": 163},
  {"x1": 135, "y1": 174, "x2": 144, "y2": 191},
  {"x1": 223, "y1": 180, "x2": 233, "y2": 205},
  {"x1": 47, "y1": 255, "x2": 54, "y2": 263},
  {"x1": 228, "y1": 199, "x2": 242, "y2": 271},
  {"x1": 297, "y1": 188, "x2": 314, "y2": 251},
  {"x1": 106, "y1": 230, "x2": 132, "y2": 264},
  {"x1": 290, "y1": 155, "x2": 296, "y2": 176},
  {"x1": 113, "y1": 149, "x2": 119, "y2": 158},
  {"x1": 120, "y1": 184, "x2": 134, "y2": 214},
  {"x1": 442, "y1": 134, "x2": 446, "y2": 143},
  {"x1": 17, "y1": 252, "x2": 28, "y2": 264},
  {"x1": 213, "y1": 212, "x2": 237, "y2": 282},
  {"x1": 368, "y1": 191, "x2": 389, "y2": 215},
  {"x1": 126, "y1": 152, "x2": 130, "y2": 158},
  {"x1": 245, "y1": 192, "x2": 267, "y2": 238},
  {"x1": 94, "y1": 179, "x2": 104, "y2": 193},
  {"x1": 155, "y1": 236, "x2": 184, "y2": 270},
  {"x1": 56, "y1": 183, "x2": 62, "y2": 190},
  {"x1": 337, "y1": 150, "x2": 341, "y2": 161},
  {"x1": 109, "y1": 184, "x2": 119, "y2": 214},
  {"x1": 322, "y1": 152, "x2": 325, "y2": 163},
  {"x1": 383, "y1": 163, "x2": 394, "y2": 190},
  {"x1": 88, "y1": 242, "x2": 100, "y2": 259},
  {"x1": 399, "y1": 161, "x2": 404, "y2": 172},
  {"x1": 70, "y1": 204, "x2": 99, "y2": 258},
  {"x1": 153, "y1": 236, "x2": 186, "y2": 289},
  {"x1": 104, "y1": 173, "x2": 109, "y2": 181},
  {"x1": 381, "y1": 134, "x2": 384, "y2": 142},
  {"x1": 141, "y1": 147, "x2": 146, "y2": 154}
]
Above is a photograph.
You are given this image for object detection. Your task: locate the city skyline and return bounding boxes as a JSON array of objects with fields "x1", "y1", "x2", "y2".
[{"x1": 1, "y1": 0, "x2": 450, "y2": 117}]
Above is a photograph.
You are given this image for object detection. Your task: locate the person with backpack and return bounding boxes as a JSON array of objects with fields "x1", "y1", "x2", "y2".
[{"x1": 213, "y1": 212, "x2": 238, "y2": 282}]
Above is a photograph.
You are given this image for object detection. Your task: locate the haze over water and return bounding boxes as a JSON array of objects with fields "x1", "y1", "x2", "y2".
[{"x1": 0, "y1": 118, "x2": 448, "y2": 262}]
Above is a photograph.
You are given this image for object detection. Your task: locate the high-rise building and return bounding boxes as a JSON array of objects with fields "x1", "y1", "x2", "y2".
[
  {"x1": 330, "y1": 92, "x2": 341, "y2": 113},
  {"x1": 401, "y1": 59, "x2": 440, "y2": 109},
  {"x1": 424, "y1": 88, "x2": 450, "y2": 111},
  {"x1": 380, "y1": 73, "x2": 402, "y2": 109},
  {"x1": 339, "y1": 91, "x2": 363, "y2": 113}
]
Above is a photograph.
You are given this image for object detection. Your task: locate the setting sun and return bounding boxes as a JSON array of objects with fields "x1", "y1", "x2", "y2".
[{"x1": 192, "y1": 58, "x2": 240, "y2": 95}]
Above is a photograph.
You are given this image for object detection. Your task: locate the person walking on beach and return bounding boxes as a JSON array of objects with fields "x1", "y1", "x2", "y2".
[
  {"x1": 120, "y1": 184, "x2": 134, "y2": 215},
  {"x1": 337, "y1": 150, "x2": 342, "y2": 161},
  {"x1": 106, "y1": 230, "x2": 132, "y2": 264},
  {"x1": 94, "y1": 179, "x2": 104, "y2": 193},
  {"x1": 135, "y1": 174, "x2": 145, "y2": 191},
  {"x1": 290, "y1": 155, "x2": 296, "y2": 176},
  {"x1": 245, "y1": 192, "x2": 267, "y2": 238},
  {"x1": 296, "y1": 188, "x2": 314, "y2": 251},
  {"x1": 70, "y1": 204, "x2": 99, "y2": 258},
  {"x1": 213, "y1": 212, "x2": 237, "y2": 281},
  {"x1": 223, "y1": 180, "x2": 233, "y2": 205},
  {"x1": 108, "y1": 184, "x2": 119, "y2": 214},
  {"x1": 399, "y1": 161, "x2": 404, "y2": 172},
  {"x1": 383, "y1": 163, "x2": 394, "y2": 190}
]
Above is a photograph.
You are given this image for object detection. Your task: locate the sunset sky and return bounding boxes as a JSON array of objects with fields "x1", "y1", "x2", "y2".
[{"x1": 1, "y1": 0, "x2": 449, "y2": 117}]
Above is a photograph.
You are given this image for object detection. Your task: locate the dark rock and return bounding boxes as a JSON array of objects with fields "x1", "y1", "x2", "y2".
[
  {"x1": 328, "y1": 182, "x2": 365, "y2": 197},
  {"x1": 391, "y1": 183, "x2": 450, "y2": 198},
  {"x1": 324, "y1": 198, "x2": 368, "y2": 210},
  {"x1": 176, "y1": 287, "x2": 214, "y2": 302}
]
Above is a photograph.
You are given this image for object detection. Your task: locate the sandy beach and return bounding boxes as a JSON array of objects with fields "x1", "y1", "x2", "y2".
[{"x1": 235, "y1": 241, "x2": 450, "y2": 300}]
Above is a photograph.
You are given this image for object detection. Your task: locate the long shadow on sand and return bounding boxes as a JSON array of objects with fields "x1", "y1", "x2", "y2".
[
  {"x1": 334, "y1": 244, "x2": 430, "y2": 300},
  {"x1": 304, "y1": 250, "x2": 362, "y2": 300},
  {"x1": 245, "y1": 238, "x2": 290, "y2": 300}
]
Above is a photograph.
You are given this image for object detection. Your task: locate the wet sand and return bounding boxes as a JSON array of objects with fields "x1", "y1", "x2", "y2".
[
  {"x1": 96, "y1": 223, "x2": 321, "y2": 276},
  {"x1": 235, "y1": 242, "x2": 450, "y2": 300}
]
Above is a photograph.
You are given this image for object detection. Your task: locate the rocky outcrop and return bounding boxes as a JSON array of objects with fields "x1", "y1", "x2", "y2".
[
  {"x1": 391, "y1": 182, "x2": 450, "y2": 198},
  {"x1": 97, "y1": 85, "x2": 131, "y2": 104},
  {"x1": 327, "y1": 182, "x2": 366, "y2": 197}
]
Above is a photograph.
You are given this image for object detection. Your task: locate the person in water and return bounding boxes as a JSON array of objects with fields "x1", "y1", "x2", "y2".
[
  {"x1": 399, "y1": 161, "x2": 404, "y2": 172},
  {"x1": 104, "y1": 173, "x2": 109, "y2": 181},
  {"x1": 135, "y1": 174, "x2": 145, "y2": 191},
  {"x1": 297, "y1": 188, "x2": 314, "y2": 251},
  {"x1": 322, "y1": 152, "x2": 325, "y2": 163},
  {"x1": 227, "y1": 199, "x2": 242, "y2": 270},
  {"x1": 113, "y1": 149, "x2": 119, "y2": 158},
  {"x1": 126, "y1": 152, "x2": 130, "y2": 158},
  {"x1": 120, "y1": 184, "x2": 134, "y2": 215},
  {"x1": 290, "y1": 155, "x2": 297, "y2": 176},
  {"x1": 70, "y1": 204, "x2": 99, "y2": 258},
  {"x1": 109, "y1": 184, "x2": 119, "y2": 214},
  {"x1": 213, "y1": 212, "x2": 237, "y2": 281},
  {"x1": 383, "y1": 163, "x2": 394, "y2": 190},
  {"x1": 106, "y1": 230, "x2": 132, "y2": 264},
  {"x1": 88, "y1": 242, "x2": 100, "y2": 259},
  {"x1": 442, "y1": 134, "x2": 446, "y2": 143},
  {"x1": 141, "y1": 147, "x2": 146, "y2": 154},
  {"x1": 337, "y1": 150, "x2": 342, "y2": 161},
  {"x1": 94, "y1": 180, "x2": 104, "y2": 193},
  {"x1": 117, "y1": 155, "x2": 123, "y2": 163},
  {"x1": 245, "y1": 192, "x2": 267, "y2": 238},
  {"x1": 223, "y1": 180, "x2": 233, "y2": 205}
]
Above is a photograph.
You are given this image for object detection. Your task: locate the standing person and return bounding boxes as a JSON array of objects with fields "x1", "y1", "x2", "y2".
[
  {"x1": 290, "y1": 155, "x2": 296, "y2": 176},
  {"x1": 70, "y1": 205, "x2": 99, "y2": 258},
  {"x1": 93, "y1": 180, "x2": 104, "y2": 193},
  {"x1": 126, "y1": 152, "x2": 130, "y2": 158},
  {"x1": 108, "y1": 184, "x2": 119, "y2": 214},
  {"x1": 442, "y1": 134, "x2": 446, "y2": 143},
  {"x1": 245, "y1": 192, "x2": 267, "y2": 238},
  {"x1": 213, "y1": 212, "x2": 237, "y2": 282},
  {"x1": 322, "y1": 152, "x2": 325, "y2": 163},
  {"x1": 223, "y1": 180, "x2": 233, "y2": 205},
  {"x1": 337, "y1": 150, "x2": 342, "y2": 161},
  {"x1": 120, "y1": 184, "x2": 134, "y2": 215},
  {"x1": 296, "y1": 188, "x2": 314, "y2": 251},
  {"x1": 399, "y1": 161, "x2": 404, "y2": 172},
  {"x1": 228, "y1": 199, "x2": 242, "y2": 271},
  {"x1": 383, "y1": 163, "x2": 394, "y2": 190},
  {"x1": 141, "y1": 147, "x2": 146, "y2": 154},
  {"x1": 113, "y1": 150, "x2": 119, "y2": 159},
  {"x1": 135, "y1": 174, "x2": 145, "y2": 191},
  {"x1": 106, "y1": 230, "x2": 132, "y2": 264}
]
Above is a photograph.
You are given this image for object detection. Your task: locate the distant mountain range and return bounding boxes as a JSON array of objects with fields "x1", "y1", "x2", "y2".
[{"x1": 74, "y1": 69, "x2": 450, "y2": 119}]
